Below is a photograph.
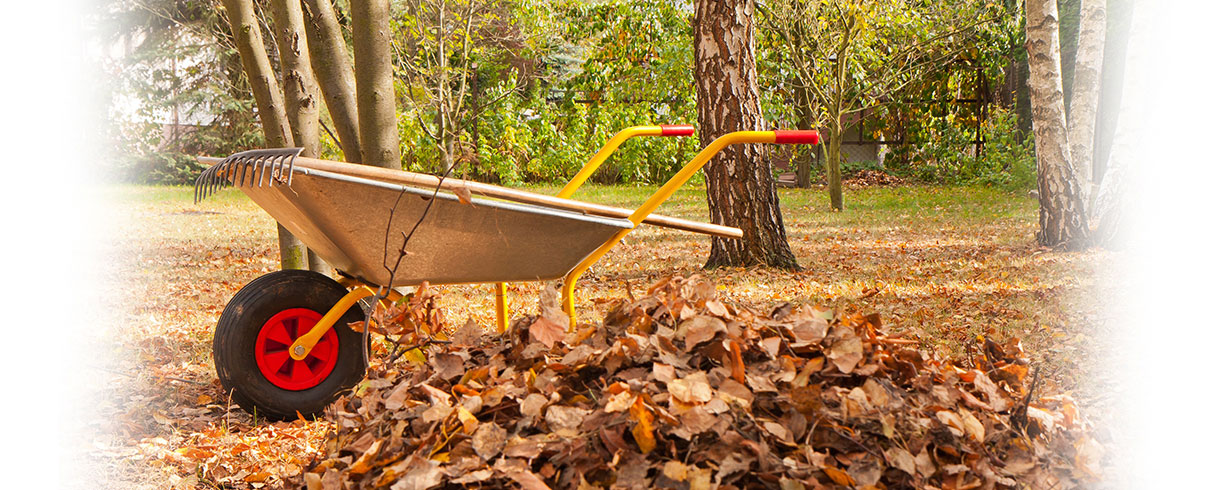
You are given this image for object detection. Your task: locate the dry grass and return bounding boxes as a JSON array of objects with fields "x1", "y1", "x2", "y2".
[{"x1": 86, "y1": 183, "x2": 1108, "y2": 488}]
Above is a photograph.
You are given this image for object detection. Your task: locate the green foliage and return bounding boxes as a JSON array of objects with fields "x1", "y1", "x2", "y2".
[
  {"x1": 102, "y1": 0, "x2": 264, "y2": 184},
  {"x1": 891, "y1": 107, "x2": 1034, "y2": 191},
  {"x1": 107, "y1": 0, "x2": 1035, "y2": 189}
]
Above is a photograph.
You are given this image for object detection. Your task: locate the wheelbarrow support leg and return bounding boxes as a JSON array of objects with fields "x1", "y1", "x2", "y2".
[{"x1": 495, "y1": 282, "x2": 509, "y2": 332}]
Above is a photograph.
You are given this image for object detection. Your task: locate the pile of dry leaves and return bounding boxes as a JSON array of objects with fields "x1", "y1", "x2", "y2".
[
  {"x1": 844, "y1": 170, "x2": 906, "y2": 189},
  {"x1": 300, "y1": 274, "x2": 1103, "y2": 489}
]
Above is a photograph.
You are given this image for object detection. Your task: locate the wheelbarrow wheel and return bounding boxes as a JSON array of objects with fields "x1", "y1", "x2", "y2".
[{"x1": 213, "y1": 269, "x2": 367, "y2": 420}]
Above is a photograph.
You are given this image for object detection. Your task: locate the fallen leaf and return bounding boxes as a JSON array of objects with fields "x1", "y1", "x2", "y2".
[
  {"x1": 668, "y1": 372, "x2": 714, "y2": 404},
  {"x1": 472, "y1": 424, "x2": 507, "y2": 461},
  {"x1": 827, "y1": 335, "x2": 863, "y2": 374}
]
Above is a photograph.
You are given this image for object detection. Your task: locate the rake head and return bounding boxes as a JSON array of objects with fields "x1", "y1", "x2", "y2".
[{"x1": 194, "y1": 147, "x2": 304, "y2": 203}]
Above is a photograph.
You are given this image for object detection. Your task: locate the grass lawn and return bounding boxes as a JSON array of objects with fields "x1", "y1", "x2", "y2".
[{"x1": 88, "y1": 182, "x2": 1108, "y2": 488}]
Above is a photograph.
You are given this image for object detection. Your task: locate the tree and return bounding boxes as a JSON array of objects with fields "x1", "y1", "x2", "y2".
[
  {"x1": 1067, "y1": 0, "x2": 1106, "y2": 200},
  {"x1": 270, "y1": 0, "x2": 332, "y2": 273},
  {"x1": 1025, "y1": 0, "x2": 1089, "y2": 249},
  {"x1": 352, "y1": 0, "x2": 400, "y2": 168},
  {"x1": 220, "y1": 0, "x2": 310, "y2": 269},
  {"x1": 301, "y1": 0, "x2": 363, "y2": 163},
  {"x1": 396, "y1": 0, "x2": 525, "y2": 174},
  {"x1": 758, "y1": 0, "x2": 1007, "y2": 210},
  {"x1": 694, "y1": 0, "x2": 799, "y2": 270}
]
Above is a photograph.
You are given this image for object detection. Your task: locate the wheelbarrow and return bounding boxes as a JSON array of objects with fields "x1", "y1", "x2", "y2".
[{"x1": 195, "y1": 126, "x2": 820, "y2": 419}]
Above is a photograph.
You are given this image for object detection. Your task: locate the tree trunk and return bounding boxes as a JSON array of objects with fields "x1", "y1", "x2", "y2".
[
  {"x1": 221, "y1": 0, "x2": 307, "y2": 269},
  {"x1": 825, "y1": 44, "x2": 850, "y2": 211},
  {"x1": 271, "y1": 0, "x2": 331, "y2": 275},
  {"x1": 694, "y1": 0, "x2": 799, "y2": 270},
  {"x1": 1068, "y1": 0, "x2": 1106, "y2": 201},
  {"x1": 827, "y1": 118, "x2": 843, "y2": 210},
  {"x1": 1090, "y1": 0, "x2": 1139, "y2": 248},
  {"x1": 301, "y1": 0, "x2": 363, "y2": 163},
  {"x1": 352, "y1": 0, "x2": 400, "y2": 169},
  {"x1": 1025, "y1": 0, "x2": 1089, "y2": 249}
]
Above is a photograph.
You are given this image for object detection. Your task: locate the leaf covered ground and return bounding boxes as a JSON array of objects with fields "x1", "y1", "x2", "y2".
[{"x1": 85, "y1": 184, "x2": 1112, "y2": 489}]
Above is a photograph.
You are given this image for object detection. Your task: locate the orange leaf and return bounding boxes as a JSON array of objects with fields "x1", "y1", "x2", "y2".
[
  {"x1": 629, "y1": 395, "x2": 656, "y2": 453},
  {"x1": 823, "y1": 466, "x2": 855, "y2": 486},
  {"x1": 728, "y1": 340, "x2": 746, "y2": 384}
]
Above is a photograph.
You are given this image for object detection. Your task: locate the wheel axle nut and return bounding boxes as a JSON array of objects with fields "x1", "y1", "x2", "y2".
[{"x1": 293, "y1": 345, "x2": 306, "y2": 357}]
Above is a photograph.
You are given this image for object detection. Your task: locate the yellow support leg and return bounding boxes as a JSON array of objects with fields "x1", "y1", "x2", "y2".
[
  {"x1": 562, "y1": 274, "x2": 579, "y2": 330},
  {"x1": 494, "y1": 282, "x2": 509, "y2": 332},
  {"x1": 290, "y1": 286, "x2": 378, "y2": 360}
]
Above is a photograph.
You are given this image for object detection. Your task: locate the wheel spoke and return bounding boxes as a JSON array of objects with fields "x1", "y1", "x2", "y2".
[
  {"x1": 307, "y1": 336, "x2": 336, "y2": 363},
  {"x1": 290, "y1": 360, "x2": 312, "y2": 382},
  {"x1": 265, "y1": 323, "x2": 293, "y2": 345},
  {"x1": 283, "y1": 317, "x2": 300, "y2": 340},
  {"x1": 263, "y1": 350, "x2": 291, "y2": 374}
]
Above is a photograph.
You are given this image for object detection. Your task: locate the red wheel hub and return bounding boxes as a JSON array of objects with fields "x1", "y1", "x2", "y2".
[{"x1": 254, "y1": 308, "x2": 339, "y2": 391}]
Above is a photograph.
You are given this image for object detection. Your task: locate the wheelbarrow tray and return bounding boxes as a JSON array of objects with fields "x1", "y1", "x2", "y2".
[{"x1": 233, "y1": 166, "x2": 632, "y2": 286}]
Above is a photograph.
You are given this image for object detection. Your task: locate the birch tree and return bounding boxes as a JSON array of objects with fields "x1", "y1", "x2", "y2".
[
  {"x1": 1025, "y1": 0, "x2": 1090, "y2": 249},
  {"x1": 694, "y1": 0, "x2": 799, "y2": 269},
  {"x1": 1068, "y1": 0, "x2": 1107, "y2": 201}
]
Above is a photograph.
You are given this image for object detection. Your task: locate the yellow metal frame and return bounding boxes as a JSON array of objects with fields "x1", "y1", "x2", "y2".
[
  {"x1": 560, "y1": 130, "x2": 781, "y2": 329},
  {"x1": 289, "y1": 129, "x2": 804, "y2": 359},
  {"x1": 289, "y1": 281, "x2": 402, "y2": 361},
  {"x1": 493, "y1": 125, "x2": 693, "y2": 333}
]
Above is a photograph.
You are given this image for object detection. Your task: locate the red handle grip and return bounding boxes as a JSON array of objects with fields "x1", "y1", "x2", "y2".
[
  {"x1": 773, "y1": 130, "x2": 821, "y2": 144},
  {"x1": 659, "y1": 124, "x2": 696, "y2": 137}
]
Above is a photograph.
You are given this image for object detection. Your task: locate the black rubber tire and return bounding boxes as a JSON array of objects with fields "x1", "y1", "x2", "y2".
[{"x1": 213, "y1": 270, "x2": 366, "y2": 420}]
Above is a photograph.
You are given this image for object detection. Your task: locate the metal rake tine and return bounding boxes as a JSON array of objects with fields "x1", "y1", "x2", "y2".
[
  {"x1": 256, "y1": 154, "x2": 268, "y2": 188},
  {"x1": 285, "y1": 149, "x2": 298, "y2": 186},
  {"x1": 234, "y1": 155, "x2": 249, "y2": 188},
  {"x1": 208, "y1": 161, "x2": 219, "y2": 198},
  {"x1": 271, "y1": 154, "x2": 284, "y2": 184},
  {"x1": 194, "y1": 170, "x2": 204, "y2": 203}
]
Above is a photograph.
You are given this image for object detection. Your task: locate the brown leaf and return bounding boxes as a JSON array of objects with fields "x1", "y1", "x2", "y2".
[
  {"x1": 389, "y1": 456, "x2": 444, "y2": 490},
  {"x1": 529, "y1": 316, "x2": 566, "y2": 349},
  {"x1": 456, "y1": 406, "x2": 479, "y2": 434},
  {"x1": 544, "y1": 405, "x2": 590, "y2": 434},
  {"x1": 384, "y1": 380, "x2": 412, "y2": 411},
  {"x1": 827, "y1": 335, "x2": 864, "y2": 374},
  {"x1": 451, "y1": 317, "x2": 483, "y2": 347},
  {"x1": 823, "y1": 466, "x2": 854, "y2": 486},
  {"x1": 348, "y1": 440, "x2": 383, "y2": 475},
  {"x1": 667, "y1": 372, "x2": 714, "y2": 404},
  {"x1": 727, "y1": 340, "x2": 746, "y2": 384},
  {"x1": 604, "y1": 391, "x2": 636, "y2": 413},
  {"x1": 885, "y1": 447, "x2": 916, "y2": 475},
  {"x1": 847, "y1": 456, "x2": 882, "y2": 487},
  {"x1": 936, "y1": 410, "x2": 966, "y2": 437},
  {"x1": 454, "y1": 185, "x2": 473, "y2": 205},
  {"x1": 662, "y1": 460, "x2": 688, "y2": 481},
  {"x1": 959, "y1": 407, "x2": 985, "y2": 442},
  {"x1": 629, "y1": 396, "x2": 656, "y2": 453},
  {"x1": 472, "y1": 423, "x2": 507, "y2": 461},
  {"x1": 680, "y1": 315, "x2": 726, "y2": 349}
]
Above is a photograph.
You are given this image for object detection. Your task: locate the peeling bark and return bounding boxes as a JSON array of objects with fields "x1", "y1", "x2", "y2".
[
  {"x1": 694, "y1": 0, "x2": 798, "y2": 270},
  {"x1": 1025, "y1": 0, "x2": 1089, "y2": 249}
]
